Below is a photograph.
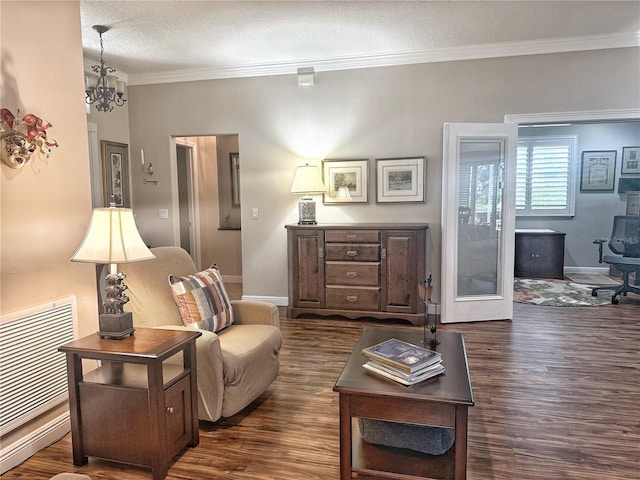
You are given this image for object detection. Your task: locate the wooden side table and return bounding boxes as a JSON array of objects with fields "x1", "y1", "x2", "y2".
[
  {"x1": 334, "y1": 327, "x2": 474, "y2": 480},
  {"x1": 59, "y1": 328, "x2": 201, "y2": 480}
]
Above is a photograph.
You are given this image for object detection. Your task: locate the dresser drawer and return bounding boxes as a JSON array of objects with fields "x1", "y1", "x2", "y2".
[
  {"x1": 325, "y1": 243, "x2": 380, "y2": 262},
  {"x1": 325, "y1": 230, "x2": 380, "y2": 243},
  {"x1": 326, "y1": 286, "x2": 379, "y2": 310},
  {"x1": 326, "y1": 262, "x2": 379, "y2": 286}
]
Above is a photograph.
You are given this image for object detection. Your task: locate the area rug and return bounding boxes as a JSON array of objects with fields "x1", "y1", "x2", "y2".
[{"x1": 513, "y1": 278, "x2": 613, "y2": 306}]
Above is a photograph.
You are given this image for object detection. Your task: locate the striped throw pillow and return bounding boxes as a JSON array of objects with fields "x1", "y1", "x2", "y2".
[{"x1": 169, "y1": 264, "x2": 234, "y2": 332}]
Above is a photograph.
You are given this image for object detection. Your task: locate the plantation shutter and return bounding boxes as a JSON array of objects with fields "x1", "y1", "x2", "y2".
[{"x1": 516, "y1": 137, "x2": 575, "y2": 216}]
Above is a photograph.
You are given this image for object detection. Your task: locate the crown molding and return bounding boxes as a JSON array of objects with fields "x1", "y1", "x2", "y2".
[
  {"x1": 505, "y1": 109, "x2": 640, "y2": 124},
  {"x1": 127, "y1": 32, "x2": 639, "y2": 86}
]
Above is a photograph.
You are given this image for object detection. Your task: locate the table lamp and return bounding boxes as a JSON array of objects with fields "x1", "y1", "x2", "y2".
[
  {"x1": 290, "y1": 163, "x2": 326, "y2": 224},
  {"x1": 71, "y1": 205, "x2": 155, "y2": 338}
]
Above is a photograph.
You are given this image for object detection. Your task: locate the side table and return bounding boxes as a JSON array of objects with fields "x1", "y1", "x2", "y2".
[
  {"x1": 59, "y1": 328, "x2": 201, "y2": 480},
  {"x1": 334, "y1": 327, "x2": 474, "y2": 480}
]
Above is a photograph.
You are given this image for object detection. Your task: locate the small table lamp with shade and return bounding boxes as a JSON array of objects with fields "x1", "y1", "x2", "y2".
[
  {"x1": 71, "y1": 204, "x2": 155, "y2": 339},
  {"x1": 290, "y1": 163, "x2": 326, "y2": 224}
]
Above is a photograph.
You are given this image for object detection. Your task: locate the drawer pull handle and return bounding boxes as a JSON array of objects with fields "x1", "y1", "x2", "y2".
[
  {"x1": 346, "y1": 272, "x2": 358, "y2": 278},
  {"x1": 346, "y1": 235, "x2": 357, "y2": 241},
  {"x1": 166, "y1": 406, "x2": 175, "y2": 414},
  {"x1": 346, "y1": 250, "x2": 358, "y2": 257},
  {"x1": 346, "y1": 296, "x2": 358, "y2": 302}
]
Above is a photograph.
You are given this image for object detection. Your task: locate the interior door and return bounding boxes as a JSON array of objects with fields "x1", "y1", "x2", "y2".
[{"x1": 441, "y1": 123, "x2": 518, "y2": 323}]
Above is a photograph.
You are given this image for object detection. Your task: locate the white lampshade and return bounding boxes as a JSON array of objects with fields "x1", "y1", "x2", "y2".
[
  {"x1": 290, "y1": 164, "x2": 326, "y2": 194},
  {"x1": 71, "y1": 207, "x2": 155, "y2": 264}
]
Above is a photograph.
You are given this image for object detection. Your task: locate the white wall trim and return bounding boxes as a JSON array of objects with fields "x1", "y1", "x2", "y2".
[
  {"x1": 0, "y1": 412, "x2": 70, "y2": 475},
  {"x1": 128, "y1": 32, "x2": 640, "y2": 86},
  {"x1": 242, "y1": 295, "x2": 289, "y2": 307},
  {"x1": 564, "y1": 266, "x2": 610, "y2": 275},
  {"x1": 505, "y1": 108, "x2": 640, "y2": 124}
]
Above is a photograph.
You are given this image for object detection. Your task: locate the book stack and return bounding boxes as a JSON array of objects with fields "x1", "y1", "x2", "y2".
[{"x1": 362, "y1": 338, "x2": 444, "y2": 386}]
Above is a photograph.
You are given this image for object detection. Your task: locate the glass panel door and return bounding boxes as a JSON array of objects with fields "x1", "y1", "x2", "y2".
[{"x1": 442, "y1": 123, "x2": 518, "y2": 323}]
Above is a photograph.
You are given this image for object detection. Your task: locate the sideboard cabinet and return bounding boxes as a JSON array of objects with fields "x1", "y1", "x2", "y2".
[{"x1": 286, "y1": 224, "x2": 428, "y2": 325}]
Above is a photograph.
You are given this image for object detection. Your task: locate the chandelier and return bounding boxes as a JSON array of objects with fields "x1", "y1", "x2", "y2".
[{"x1": 85, "y1": 25, "x2": 126, "y2": 113}]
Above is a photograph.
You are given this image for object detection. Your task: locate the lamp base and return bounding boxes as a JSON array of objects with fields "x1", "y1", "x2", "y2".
[
  {"x1": 298, "y1": 198, "x2": 317, "y2": 224},
  {"x1": 99, "y1": 312, "x2": 134, "y2": 339}
]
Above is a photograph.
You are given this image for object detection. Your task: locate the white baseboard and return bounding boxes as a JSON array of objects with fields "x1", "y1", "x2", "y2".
[
  {"x1": 563, "y1": 266, "x2": 610, "y2": 275},
  {"x1": 0, "y1": 412, "x2": 70, "y2": 474},
  {"x1": 242, "y1": 295, "x2": 289, "y2": 306}
]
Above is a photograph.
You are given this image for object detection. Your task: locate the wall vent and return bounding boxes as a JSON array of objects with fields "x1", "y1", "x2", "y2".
[{"x1": 0, "y1": 297, "x2": 77, "y2": 435}]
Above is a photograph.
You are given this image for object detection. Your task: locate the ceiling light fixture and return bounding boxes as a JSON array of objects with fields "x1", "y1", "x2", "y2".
[{"x1": 85, "y1": 25, "x2": 126, "y2": 113}]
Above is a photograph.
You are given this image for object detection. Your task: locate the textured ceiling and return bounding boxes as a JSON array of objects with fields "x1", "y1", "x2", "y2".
[{"x1": 80, "y1": 1, "x2": 640, "y2": 85}]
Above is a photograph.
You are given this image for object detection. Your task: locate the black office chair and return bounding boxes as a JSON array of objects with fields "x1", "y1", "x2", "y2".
[{"x1": 592, "y1": 215, "x2": 640, "y2": 304}]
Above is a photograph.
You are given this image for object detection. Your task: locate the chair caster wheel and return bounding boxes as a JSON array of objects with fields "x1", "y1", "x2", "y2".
[
  {"x1": 611, "y1": 296, "x2": 619, "y2": 305},
  {"x1": 591, "y1": 289, "x2": 598, "y2": 297}
]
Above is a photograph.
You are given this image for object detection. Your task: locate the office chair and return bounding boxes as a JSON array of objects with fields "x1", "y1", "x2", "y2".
[{"x1": 592, "y1": 215, "x2": 640, "y2": 304}]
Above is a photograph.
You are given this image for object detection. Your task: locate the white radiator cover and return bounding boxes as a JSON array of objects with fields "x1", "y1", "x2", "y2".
[{"x1": 0, "y1": 296, "x2": 77, "y2": 435}]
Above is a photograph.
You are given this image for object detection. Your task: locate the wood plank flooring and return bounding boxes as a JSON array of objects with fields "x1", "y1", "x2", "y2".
[{"x1": 2, "y1": 296, "x2": 639, "y2": 479}]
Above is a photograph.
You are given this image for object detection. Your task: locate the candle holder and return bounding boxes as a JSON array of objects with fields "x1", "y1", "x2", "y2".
[{"x1": 418, "y1": 274, "x2": 439, "y2": 348}]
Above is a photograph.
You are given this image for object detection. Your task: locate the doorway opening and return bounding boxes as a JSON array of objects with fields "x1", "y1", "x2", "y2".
[{"x1": 172, "y1": 135, "x2": 243, "y2": 291}]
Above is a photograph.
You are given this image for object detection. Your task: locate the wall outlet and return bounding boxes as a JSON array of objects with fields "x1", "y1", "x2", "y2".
[
  {"x1": 159, "y1": 208, "x2": 169, "y2": 219},
  {"x1": 251, "y1": 208, "x2": 259, "y2": 219}
]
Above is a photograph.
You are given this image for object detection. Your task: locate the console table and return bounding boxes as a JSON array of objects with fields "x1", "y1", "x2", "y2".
[
  {"x1": 286, "y1": 223, "x2": 428, "y2": 325},
  {"x1": 59, "y1": 328, "x2": 201, "y2": 480},
  {"x1": 334, "y1": 327, "x2": 474, "y2": 480},
  {"x1": 515, "y1": 229, "x2": 565, "y2": 279}
]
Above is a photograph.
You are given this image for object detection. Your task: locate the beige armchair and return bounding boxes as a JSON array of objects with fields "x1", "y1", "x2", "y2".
[{"x1": 122, "y1": 246, "x2": 282, "y2": 422}]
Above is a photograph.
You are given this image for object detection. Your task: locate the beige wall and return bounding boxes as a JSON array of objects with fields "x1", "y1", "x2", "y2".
[
  {"x1": 1, "y1": 0, "x2": 97, "y2": 457},
  {"x1": 127, "y1": 47, "x2": 640, "y2": 302}
]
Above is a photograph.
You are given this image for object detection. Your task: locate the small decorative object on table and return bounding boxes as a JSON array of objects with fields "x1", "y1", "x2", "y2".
[{"x1": 418, "y1": 274, "x2": 439, "y2": 347}]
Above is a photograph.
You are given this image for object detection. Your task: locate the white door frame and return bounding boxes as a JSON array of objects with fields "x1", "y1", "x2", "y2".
[{"x1": 171, "y1": 137, "x2": 202, "y2": 269}]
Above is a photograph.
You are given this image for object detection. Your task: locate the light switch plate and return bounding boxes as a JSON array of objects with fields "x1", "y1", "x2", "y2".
[{"x1": 159, "y1": 208, "x2": 169, "y2": 219}]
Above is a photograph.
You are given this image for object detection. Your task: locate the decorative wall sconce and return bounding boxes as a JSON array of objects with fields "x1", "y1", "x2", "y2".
[
  {"x1": 85, "y1": 25, "x2": 126, "y2": 113},
  {"x1": 0, "y1": 108, "x2": 58, "y2": 169},
  {"x1": 140, "y1": 148, "x2": 158, "y2": 184}
]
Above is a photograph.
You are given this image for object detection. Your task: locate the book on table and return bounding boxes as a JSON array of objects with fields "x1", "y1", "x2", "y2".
[
  {"x1": 362, "y1": 338, "x2": 442, "y2": 374},
  {"x1": 363, "y1": 359, "x2": 445, "y2": 386}
]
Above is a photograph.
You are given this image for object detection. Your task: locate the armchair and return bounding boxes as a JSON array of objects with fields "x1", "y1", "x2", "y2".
[
  {"x1": 122, "y1": 246, "x2": 282, "y2": 422},
  {"x1": 592, "y1": 216, "x2": 640, "y2": 304}
]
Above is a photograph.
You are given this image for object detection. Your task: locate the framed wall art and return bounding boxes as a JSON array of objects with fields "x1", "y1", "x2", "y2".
[
  {"x1": 621, "y1": 146, "x2": 640, "y2": 175},
  {"x1": 580, "y1": 150, "x2": 616, "y2": 192},
  {"x1": 375, "y1": 156, "x2": 426, "y2": 203},
  {"x1": 322, "y1": 158, "x2": 368, "y2": 204},
  {"x1": 101, "y1": 140, "x2": 130, "y2": 207}
]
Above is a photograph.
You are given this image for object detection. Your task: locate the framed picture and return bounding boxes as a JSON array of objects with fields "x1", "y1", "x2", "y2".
[
  {"x1": 375, "y1": 156, "x2": 426, "y2": 203},
  {"x1": 322, "y1": 158, "x2": 368, "y2": 204},
  {"x1": 101, "y1": 140, "x2": 130, "y2": 207},
  {"x1": 230, "y1": 152, "x2": 240, "y2": 206},
  {"x1": 580, "y1": 150, "x2": 616, "y2": 192},
  {"x1": 621, "y1": 146, "x2": 640, "y2": 175}
]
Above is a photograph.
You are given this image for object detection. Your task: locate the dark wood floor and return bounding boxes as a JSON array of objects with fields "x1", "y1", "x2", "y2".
[{"x1": 3, "y1": 296, "x2": 639, "y2": 480}]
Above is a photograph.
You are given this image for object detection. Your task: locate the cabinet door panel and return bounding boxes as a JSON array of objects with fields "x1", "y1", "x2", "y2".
[
  {"x1": 288, "y1": 230, "x2": 324, "y2": 307},
  {"x1": 381, "y1": 230, "x2": 423, "y2": 313}
]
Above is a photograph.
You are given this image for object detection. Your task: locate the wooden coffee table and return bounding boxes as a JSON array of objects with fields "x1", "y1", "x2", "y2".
[{"x1": 333, "y1": 326, "x2": 474, "y2": 480}]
